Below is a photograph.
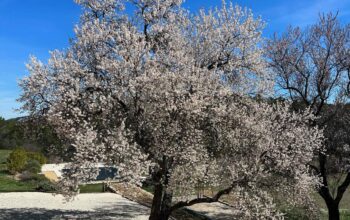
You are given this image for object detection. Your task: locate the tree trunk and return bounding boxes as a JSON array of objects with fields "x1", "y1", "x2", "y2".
[
  {"x1": 149, "y1": 183, "x2": 172, "y2": 220},
  {"x1": 318, "y1": 153, "x2": 340, "y2": 220},
  {"x1": 326, "y1": 200, "x2": 339, "y2": 220}
]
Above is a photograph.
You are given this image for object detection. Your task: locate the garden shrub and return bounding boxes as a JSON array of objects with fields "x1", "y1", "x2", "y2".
[
  {"x1": 27, "y1": 152, "x2": 47, "y2": 165},
  {"x1": 7, "y1": 148, "x2": 47, "y2": 175},
  {"x1": 25, "y1": 159, "x2": 42, "y2": 174},
  {"x1": 35, "y1": 179, "x2": 57, "y2": 192},
  {"x1": 7, "y1": 148, "x2": 28, "y2": 174}
]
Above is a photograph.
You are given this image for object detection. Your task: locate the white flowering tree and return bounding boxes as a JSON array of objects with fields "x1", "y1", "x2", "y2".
[
  {"x1": 266, "y1": 13, "x2": 350, "y2": 220},
  {"x1": 19, "y1": 0, "x2": 323, "y2": 219}
]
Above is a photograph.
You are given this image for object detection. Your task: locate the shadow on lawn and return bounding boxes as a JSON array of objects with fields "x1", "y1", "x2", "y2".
[{"x1": 0, "y1": 203, "x2": 149, "y2": 220}]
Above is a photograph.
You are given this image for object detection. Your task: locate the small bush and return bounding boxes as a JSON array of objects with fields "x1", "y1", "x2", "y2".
[
  {"x1": 35, "y1": 180, "x2": 57, "y2": 192},
  {"x1": 31, "y1": 174, "x2": 48, "y2": 181},
  {"x1": 27, "y1": 152, "x2": 47, "y2": 165},
  {"x1": 7, "y1": 148, "x2": 28, "y2": 174},
  {"x1": 6, "y1": 148, "x2": 47, "y2": 175},
  {"x1": 25, "y1": 159, "x2": 42, "y2": 174},
  {"x1": 21, "y1": 173, "x2": 48, "y2": 182},
  {"x1": 19, "y1": 171, "x2": 35, "y2": 181}
]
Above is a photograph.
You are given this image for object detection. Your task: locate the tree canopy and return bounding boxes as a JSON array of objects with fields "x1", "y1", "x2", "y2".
[
  {"x1": 266, "y1": 13, "x2": 350, "y2": 220},
  {"x1": 19, "y1": 0, "x2": 324, "y2": 219}
]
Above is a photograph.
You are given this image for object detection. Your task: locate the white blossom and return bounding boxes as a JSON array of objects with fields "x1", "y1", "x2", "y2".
[{"x1": 18, "y1": 1, "x2": 323, "y2": 219}]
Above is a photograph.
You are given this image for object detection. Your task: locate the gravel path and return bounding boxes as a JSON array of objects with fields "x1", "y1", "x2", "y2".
[{"x1": 0, "y1": 192, "x2": 149, "y2": 220}]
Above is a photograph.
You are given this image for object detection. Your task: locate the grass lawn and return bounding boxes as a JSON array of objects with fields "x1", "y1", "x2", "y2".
[
  {"x1": 0, "y1": 173, "x2": 36, "y2": 192},
  {"x1": 79, "y1": 183, "x2": 105, "y2": 193},
  {"x1": 320, "y1": 209, "x2": 350, "y2": 220},
  {"x1": 141, "y1": 184, "x2": 154, "y2": 194}
]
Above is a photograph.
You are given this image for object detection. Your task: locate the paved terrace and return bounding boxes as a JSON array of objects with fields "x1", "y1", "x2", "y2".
[
  {"x1": 0, "y1": 192, "x2": 235, "y2": 220},
  {"x1": 0, "y1": 192, "x2": 149, "y2": 220}
]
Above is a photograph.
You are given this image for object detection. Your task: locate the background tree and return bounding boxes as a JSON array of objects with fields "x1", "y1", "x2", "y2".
[
  {"x1": 0, "y1": 115, "x2": 62, "y2": 160},
  {"x1": 19, "y1": 0, "x2": 323, "y2": 219},
  {"x1": 266, "y1": 13, "x2": 350, "y2": 220},
  {"x1": 0, "y1": 118, "x2": 25, "y2": 149}
]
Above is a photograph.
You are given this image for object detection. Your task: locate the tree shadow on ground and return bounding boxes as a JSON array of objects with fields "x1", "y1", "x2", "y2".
[
  {"x1": 188, "y1": 203, "x2": 237, "y2": 220},
  {"x1": 0, "y1": 202, "x2": 150, "y2": 220}
]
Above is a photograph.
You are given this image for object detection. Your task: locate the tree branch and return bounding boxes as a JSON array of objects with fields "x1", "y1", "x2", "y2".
[
  {"x1": 335, "y1": 172, "x2": 350, "y2": 203},
  {"x1": 169, "y1": 178, "x2": 246, "y2": 212}
]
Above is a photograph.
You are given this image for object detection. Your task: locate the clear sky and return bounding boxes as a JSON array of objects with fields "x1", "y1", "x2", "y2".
[{"x1": 0, "y1": 0, "x2": 350, "y2": 119}]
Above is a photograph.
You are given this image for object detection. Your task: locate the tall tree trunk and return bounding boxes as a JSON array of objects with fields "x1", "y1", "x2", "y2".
[
  {"x1": 326, "y1": 200, "x2": 339, "y2": 220},
  {"x1": 149, "y1": 183, "x2": 172, "y2": 220},
  {"x1": 149, "y1": 157, "x2": 173, "y2": 220},
  {"x1": 318, "y1": 153, "x2": 341, "y2": 220}
]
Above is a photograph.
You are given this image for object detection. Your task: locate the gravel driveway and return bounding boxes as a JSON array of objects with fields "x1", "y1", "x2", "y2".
[{"x1": 0, "y1": 192, "x2": 149, "y2": 220}]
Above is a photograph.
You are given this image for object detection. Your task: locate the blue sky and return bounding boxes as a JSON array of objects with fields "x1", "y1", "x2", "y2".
[{"x1": 1, "y1": 0, "x2": 350, "y2": 119}]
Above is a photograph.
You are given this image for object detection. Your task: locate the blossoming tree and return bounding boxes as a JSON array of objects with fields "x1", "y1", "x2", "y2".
[
  {"x1": 266, "y1": 13, "x2": 350, "y2": 220},
  {"x1": 19, "y1": 0, "x2": 323, "y2": 219}
]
